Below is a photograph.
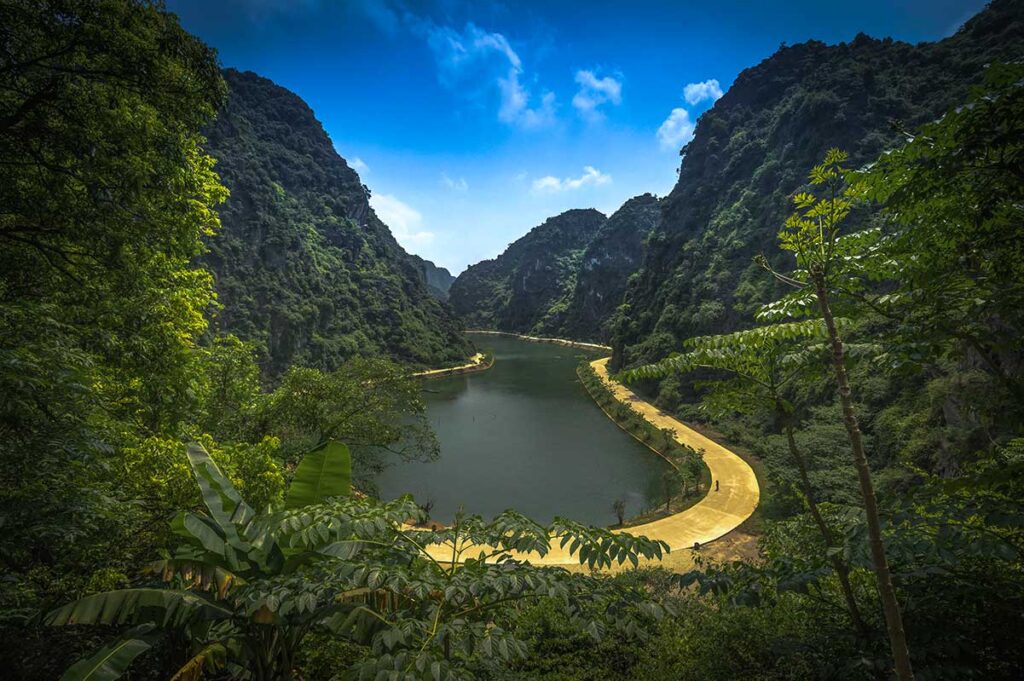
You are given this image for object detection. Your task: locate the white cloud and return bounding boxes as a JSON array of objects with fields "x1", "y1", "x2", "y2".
[
  {"x1": 442, "y1": 173, "x2": 468, "y2": 192},
  {"x1": 531, "y1": 166, "x2": 612, "y2": 194},
  {"x1": 423, "y1": 21, "x2": 519, "y2": 75},
  {"x1": 532, "y1": 176, "x2": 562, "y2": 192},
  {"x1": 683, "y1": 78, "x2": 723, "y2": 106},
  {"x1": 350, "y1": 157, "x2": 369, "y2": 174},
  {"x1": 370, "y1": 193, "x2": 435, "y2": 247},
  {"x1": 657, "y1": 107, "x2": 695, "y2": 150},
  {"x1": 654, "y1": 78, "x2": 719, "y2": 151},
  {"x1": 572, "y1": 70, "x2": 622, "y2": 121},
  {"x1": 419, "y1": 21, "x2": 555, "y2": 128},
  {"x1": 498, "y1": 72, "x2": 556, "y2": 127}
]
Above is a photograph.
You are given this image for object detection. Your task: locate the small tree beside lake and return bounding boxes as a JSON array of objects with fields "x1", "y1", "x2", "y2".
[{"x1": 612, "y1": 498, "x2": 627, "y2": 526}]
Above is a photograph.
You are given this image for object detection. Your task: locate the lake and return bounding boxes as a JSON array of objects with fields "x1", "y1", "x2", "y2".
[{"x1": 375, "y1": 333, "x2": 668, "y2": 526}]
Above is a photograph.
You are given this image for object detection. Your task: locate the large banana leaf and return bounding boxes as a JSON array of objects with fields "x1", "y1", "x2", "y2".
[
  {"x1": 169, "y1": 641, "x2": 227, "y2": 681},
  {"x1": 46, "y1": 589, "x2": 231, "y2": 629},
  {"x1": 167, "y1": 513, "x2": 258, "y2": 576},
  {"x1": 172, "y1": 512, "x2": 227, "y2": 555},
  {"x1": 186, "y1": 443, "x2": 254, "y2": 542},
  {"x1": 59, "y1": 624, "x2": 154, "y2": 681},
  {"x1": 285, "y1": 440, "x2": 351, "y2": 509}
]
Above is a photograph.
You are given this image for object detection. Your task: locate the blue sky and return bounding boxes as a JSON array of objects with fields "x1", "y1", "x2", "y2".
[{"x1": 167, "y1": 0, "x2": 986, "y2": 273}]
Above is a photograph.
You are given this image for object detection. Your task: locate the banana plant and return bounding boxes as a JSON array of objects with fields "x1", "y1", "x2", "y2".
[
  {"x1": 47, "y1": 440, "x2": 672, "y2": 680},
  {"x1": 44, "y1": 439, "x2": 393, "y2": 681}
]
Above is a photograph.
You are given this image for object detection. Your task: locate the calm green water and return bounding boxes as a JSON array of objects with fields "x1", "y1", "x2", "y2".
[{"x1": 375, "y1": 334, "x2": 667, "y2": 526}]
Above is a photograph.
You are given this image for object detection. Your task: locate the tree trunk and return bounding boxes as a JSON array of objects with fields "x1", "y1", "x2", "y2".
[
  {"x1": 782, "y1": 415, "x2": 869, "y2": 638},
  {"x1": 813, "y1": 272, "x2": 914, "y2": 681}
]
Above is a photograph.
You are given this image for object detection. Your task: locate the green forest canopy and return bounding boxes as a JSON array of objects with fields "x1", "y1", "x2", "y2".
[{"x1": 1, "y1": 1, "x2": 1022, "y2": 680}]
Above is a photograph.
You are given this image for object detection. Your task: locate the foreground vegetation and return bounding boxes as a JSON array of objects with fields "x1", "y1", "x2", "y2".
[
  {"x1": 47, "y1": 440, "x2": 670, "y2": 681},
  {"x1": 621, "y1": 64, "x2": 1024, "y2": 678},
  {"x1": 1, "y1": 1, "x2": 1022, "y2": 680}
]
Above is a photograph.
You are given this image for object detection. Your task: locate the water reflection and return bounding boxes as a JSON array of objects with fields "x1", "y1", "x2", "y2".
[{"x1": 375, "y1": 334, "x2": 668, "y2": 526}]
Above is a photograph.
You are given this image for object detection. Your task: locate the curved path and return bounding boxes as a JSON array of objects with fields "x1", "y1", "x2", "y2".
[
  {"x1": 589, "y1": 357, "x2": 759, "y2": 557},
  {"x1": 417, "y1": 338, "x2": 760, "y2": 567},
  {"x1": 413, "y1": 352, "x2": 489, "y2": 379}
]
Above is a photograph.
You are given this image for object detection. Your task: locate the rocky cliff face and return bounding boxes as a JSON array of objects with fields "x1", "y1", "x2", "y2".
[
  {"x1": 612, "y1": 0, "x2": 1024, "y2": 369},
  {"x1": 407, "y1": 254, "x2": 456, "y2": 301},
  {"x1": 546, "y1": 194, "x2": 661, "y2": 341},
  {"x1": 449, "y1": 209, "x2": 606, "y2": 332},
  {"x1": 448, "y1": 2, "x2": 1024, "y2": 352},
  {"x1": 448, "y1": 196, "x2": 660, "y2": 342},
  {"x1": 201, "y1": 69, "x2": 471, "y2": 377}
]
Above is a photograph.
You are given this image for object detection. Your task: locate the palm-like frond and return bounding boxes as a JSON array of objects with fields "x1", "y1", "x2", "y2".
[
  {"x1": 620, "y1": 320, "x2": 842, "y2": 385},
  {"x1": 45, "y1": 589, "x2": 230, "y2": 629},
  {"x1": 285, "y1": 440, "x2": 352, "y2": 509},
  {"x1": 169, "y1": 642, "x2": 228, "y2": 681},
  {"x1": 58, "y1": 625, "x2": 155, "y2": 681}
]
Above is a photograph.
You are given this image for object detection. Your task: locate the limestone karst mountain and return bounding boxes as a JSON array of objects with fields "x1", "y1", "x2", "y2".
[
  {"x1": 448, "y1": 208, "x2": 607, "y2": 333},
  {"x1": 201, "y1": 69, "x2": 471, "y2": 377}
]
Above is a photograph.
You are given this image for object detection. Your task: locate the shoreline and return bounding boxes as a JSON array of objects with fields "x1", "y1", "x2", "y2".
[
  {"x1": 412, "y1": 351, "x2": 494, "y2": 379},
  {"x1": 413, "y1": 330, "x2": 760, "y2": 568},
  {"x1": 465, "y1": 329, "x2": 611, "y2": 353},
  {"x1": 575, "y1": 363, "x2": 711, "y2": 527}
]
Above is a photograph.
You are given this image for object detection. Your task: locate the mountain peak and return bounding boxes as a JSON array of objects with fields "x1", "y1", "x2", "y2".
[{"x1": 201, "y1": 69, "x2": 471, "y2": 375}]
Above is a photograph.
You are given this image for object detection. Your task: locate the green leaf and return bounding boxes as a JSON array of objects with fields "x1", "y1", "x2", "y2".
[
  {"x1": 186, "y1": 442, "x2": 254, "y2": 536},
  {"x1": 169, "y1": 642, "x2": 227, "y2": 681},
  {"x1": 285, "y1": 441, "x2": 352, "y2": 510},
  {"x1": 60, "y1": 625, "x2": 154, "y2": 681},
  {"x1": 319, "y1": 540, "x2": 365, "y2": 560},
  {"x1": 45, "y1": 589, "x2": 230, "y2": 629},
  {"x1": 172, "y1": 512, "x2": 226, "y2": 556}
]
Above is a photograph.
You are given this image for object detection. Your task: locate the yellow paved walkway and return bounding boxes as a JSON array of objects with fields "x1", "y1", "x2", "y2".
[
  {"x1": 467, "y1": 329, "x2": 612, "y2": 353},
  {"x1": 590, "y1": 357, "x2": 759, "y2": 556},
  {"x1": 417, "y1": 347, "x2": 760, "y2": 567},
  {"x1": 413, "y1": 352, "x2": 488, "y2": 379}
]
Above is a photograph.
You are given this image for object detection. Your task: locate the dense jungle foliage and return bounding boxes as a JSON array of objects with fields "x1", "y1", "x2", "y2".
[
  {"x1": 0, "y1": 1, "x2": 464, "y2": 677},
  {"x1": 2, "y1": 1, "x2": 1023, "y2": 680},
  {"x1": 201, "y1": 69, "x2": 471, "y2": 379}
]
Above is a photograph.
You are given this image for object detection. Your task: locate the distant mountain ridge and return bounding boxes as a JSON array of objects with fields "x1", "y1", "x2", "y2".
[
  {"x1": 201, "y1": 69, "x2": 471, "y2": 377},
  {"x1": 448, "y1": 208, "x2": 607, "y2": 333},
  {"x1": 447, "y1": 195, "x2": 662, "y2": 341},
  {"x1": 408, "y1": 254, "x2": 456, "y2": 301},
  {"x1": 448, "y1": 0, "x2": 1024, "y2": 357},
  {"x1": 549, "y1": 194, "x2": 661, "y2": 341}
]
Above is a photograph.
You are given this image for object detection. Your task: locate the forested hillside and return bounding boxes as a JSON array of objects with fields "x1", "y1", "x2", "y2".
[
  {"x1": 202, "y1": 69, "x2": 470, "y2": 377},
  {"x1": 448, "y1": 208, "x2": 606, "y2": 331},
  {"x1": 547, "y1": 193, "x2": 661, "y2": 341},
  {"x1": 407, "y1": 253, "x2": 456, "y2": 301},
  {"x1": 4, "y1": 1, "x2": 1024, "y2": 680},
  {"x1": 450, "y1": 2, "x2": 1024, "y2": 352},
  {"x1": 612, "y1": 0, "x2": 1024, "y2": 369}
]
